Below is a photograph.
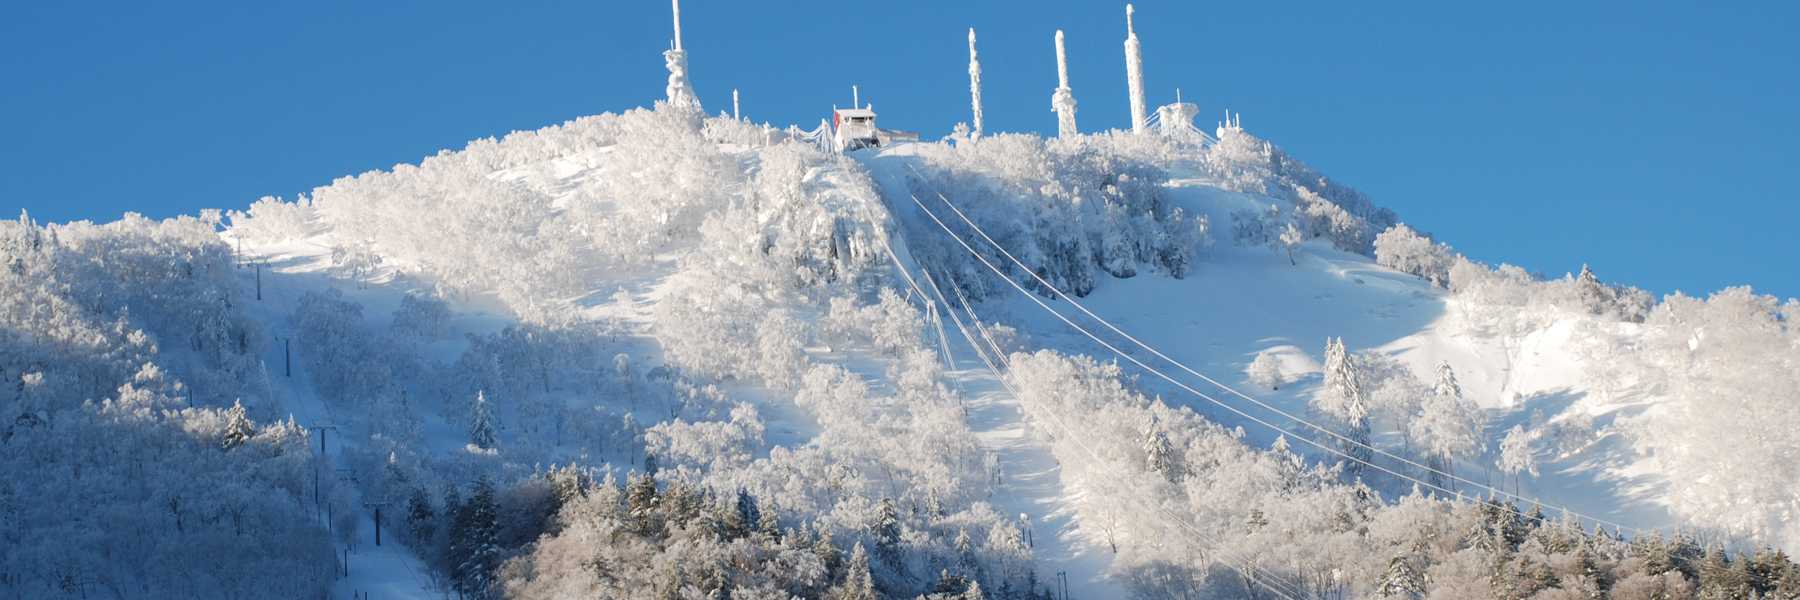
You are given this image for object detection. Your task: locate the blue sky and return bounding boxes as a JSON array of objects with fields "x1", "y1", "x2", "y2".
[{"x1": 3, "y1": 1, "x2": 1795, "y2": 300}]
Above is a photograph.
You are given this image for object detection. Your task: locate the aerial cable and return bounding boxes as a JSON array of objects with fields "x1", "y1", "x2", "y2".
[
  {"x1": 872, "y1": 163, "x2": 1318, "y2": 600},
  {"x1": 899, "y1": 161, "x2": 1649, "y2": 537},
  {"x1": 869, "y1": 159, "x2": 1310, "y2": 599},
  {"x1": 938, "y1": 255, "x2": 1311, "y2": 600}
]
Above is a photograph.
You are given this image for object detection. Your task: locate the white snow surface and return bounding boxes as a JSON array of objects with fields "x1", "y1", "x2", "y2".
[{"x1": 229, "y1": 130, "x2": 1684, "y2": 598}]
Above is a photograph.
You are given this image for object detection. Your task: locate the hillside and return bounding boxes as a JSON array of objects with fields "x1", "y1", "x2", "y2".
[{"x1": 4, "y1": 103, "x2": 1797, "y2": 600}]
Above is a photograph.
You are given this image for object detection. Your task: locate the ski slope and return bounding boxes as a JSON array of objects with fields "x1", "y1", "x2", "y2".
[{"x1": 223, "y1": 130, "x2": 1690, "y2": 599}]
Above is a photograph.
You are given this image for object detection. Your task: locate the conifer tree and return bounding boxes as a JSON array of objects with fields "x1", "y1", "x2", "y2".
[
  {"x1": 843, "y1": 542, "x2": 876, "y2": 600},
  {"x1": 222, "y1": 399, "x2": 256, "y2": 449},
  {"x1": 468, "y1": 390, "x2": 498, "y2": 450},
  {"x1": 1576, "y1": 264, "x2": 1608, "y2": 314},
  {"x1": 814, "y1": 525, "x2": 842, "y2": 575},
  {"x1": 406, "y1": 487, "x2": 436, "y2": 546},
  {"x1": 1141, "y1": 415, "x2": 1175, "y2": 480},
  {"x1": 756, "y1": 498, "x2": 781, "y2": 539},
  {"x1": 450, "y1": 476, "x2": 501, "y2": 599},
  {"x1": 1318, "y1": 338, "x2": 1372, "y2": 472},
  {"x1": 1374, "y1": 555, "x2": 1424, "y2": 599},
  {"x1": 733, "y1": 489, "x2": 759, "y2": 539},
  {"x1": 871, "y1": 497, "x2": 900, "y2": 557}
]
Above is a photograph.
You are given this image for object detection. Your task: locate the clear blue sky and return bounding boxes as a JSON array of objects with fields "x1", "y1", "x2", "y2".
[{"x1": 4, "y1": 1, "x2": 1795, "y2": 300}]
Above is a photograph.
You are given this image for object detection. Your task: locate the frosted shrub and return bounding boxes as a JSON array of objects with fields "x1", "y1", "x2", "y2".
[
  {"x1": 1632, "y1": 288, "x2": 1800, "y2": 549},
  {"x1": 1204, "y1": 127, "x2": 1396, "y2": 256},
  {"x1": 702, "y1": 113, "x2": 790, "y2": 147},
  {"x1": 1375, "y1": 223, "x2": 1457, "y2": 287},
  {"x1": 1248, "y1": 351, "x2": 1283, "y2": 389},
  {"x1": 228, "y1": 195, "x2": 314, "y2": 244},
  {"x1": 906, "y1": 133, "x2": 1210, "y2": 298}
]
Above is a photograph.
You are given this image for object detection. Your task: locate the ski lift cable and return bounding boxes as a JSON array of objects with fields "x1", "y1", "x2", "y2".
[
  {"x1": 907, "y1": 158, "x2": 1648, "y2": 537},
  {"x1": 869, "y1": 212, "x2": 1310, "y2": 600},
  {"x1": 898, "y1": 160, "x2": 1650, "y2": 538},
  {"x1": 940, "y1": 262, "x2": 1313, "y2": 600},
  {"x1": 872, "y1": 168, "x2": 1320, "y2": 600}
]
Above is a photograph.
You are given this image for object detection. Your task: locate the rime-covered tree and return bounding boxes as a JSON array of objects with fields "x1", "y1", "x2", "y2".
[
  {"x1": 450, "y1": 476, "x2": 502, "y2": 599},
  {"x1": 468, "y1": 390, "x2": 498, "y2": 450},
  {"x1": 1410, "y1": 362, "x2": 1484, "y2": 488},
  {"x1": 1142, "y1": 415, "x2": 1176, "y2": 479},
  {"x1": 1375, "y1": 555, "x2": 1425, "y2": 599},
  {"x1": 1498, "y1": 424, "x2": 1539, "y2": 495},
  {"x1": 1316, "y1": 337, "x2": 1372, "y2": 472},
  {"x1": 1248, "y1": 351, "x2": 1283, "y2": 390},
  {"x1": 222, "y1": 399, "x2": 256, "y2": 449},
  {"x1": 843, "y1": 542, "x2": 876, "y2": 600}
]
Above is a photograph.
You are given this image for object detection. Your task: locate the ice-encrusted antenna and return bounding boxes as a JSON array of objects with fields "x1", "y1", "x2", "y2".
[
  {"x1": 969, "y1": 28, "x2": 984, "y2": 139},
  {"x1": 672, "y1": 0, "x2": 683, "y2": 50},
  {"x1": 1053, "y1": 30, "x2": 1079, "y2": 138},
  {"x1": 663, "y1": 0, "x2": 698, "y2": 108},
  {"x1": 1125, "y1": 4, "x2": 1147, "y2": 133}
]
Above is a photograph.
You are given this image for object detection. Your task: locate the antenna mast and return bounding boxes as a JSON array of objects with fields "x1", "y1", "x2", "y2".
[
  {"x1": 969, "y1": 28, "x2": 984, "y2": 139},
  {"x1": 663, "y1": 0, "x2": 699, "y2": 108},
  {"x1": 1053, "y1": 30, "x2": 1079, "y2": 138},
  {"x1": 1124, "y1": 4, "x2": 1147, "y2": 133}
]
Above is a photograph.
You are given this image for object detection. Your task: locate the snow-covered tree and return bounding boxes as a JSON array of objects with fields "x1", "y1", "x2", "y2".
[
  {"x1": 1498, "y1": 424, "x2": 1539, "y2": 495},
  {"x1": 1375, "y1": 555, "x2": 1425, "y2": 598},
  {"x1": 469, "y1": 391, "x2": 499, "y2": 450},
  {"x1": 1248, "y1": 351, "x2": 1284, "y2": 390},
  {"x1": 1410, "y1": 362, "x2": 1485, "y2": 489},
  {"x1": 222, "y1": 399, "x2": 256, "y2": 449},
  {"x1": 843, "y1": 542, "x2": 876, "y2": 600},
  {"x1": 1316, "y1": 338, "x2": 1372, "y2": 472}
]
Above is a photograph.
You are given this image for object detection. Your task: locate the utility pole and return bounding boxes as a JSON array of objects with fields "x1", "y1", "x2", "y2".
[{"x1": 255, "y1": 263, "x2": 262, "y2": 300}]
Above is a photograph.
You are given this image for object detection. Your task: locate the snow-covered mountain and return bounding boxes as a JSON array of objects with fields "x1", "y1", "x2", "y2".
[{"x1": 4, "y1": 102, "x2": 1797, "y2": 600}]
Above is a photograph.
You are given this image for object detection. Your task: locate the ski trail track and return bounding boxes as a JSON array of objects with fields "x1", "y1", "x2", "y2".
[
  {"x1": 236, "y1": 244, "x2": 441, "y2": 600},
  {"x1": 860, "y1": 149, "x2": 1116, "y2": 598}
]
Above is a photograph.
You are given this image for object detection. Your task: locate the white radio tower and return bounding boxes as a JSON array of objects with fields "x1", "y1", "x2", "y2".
[
  {"x1": 1052, "y1": 30, "x2": 1079, "y2": 138},
  {"x1": 1124, "y1": 4, "x2": 1147, "y2": 133},
  {"x1": 664, "y1": 0, "x2": 699, "y2": 108},
  {"x1": 969, "y1": 28, "x2": 984, "y2": 139}
]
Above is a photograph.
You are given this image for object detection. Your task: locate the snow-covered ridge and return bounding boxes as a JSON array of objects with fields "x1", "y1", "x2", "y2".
[{"x1": 7, "y1": 101, "x2": 1797, "y2": 600}]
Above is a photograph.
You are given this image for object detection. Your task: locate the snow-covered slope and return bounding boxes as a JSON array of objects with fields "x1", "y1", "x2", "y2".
[{"x1": 176, "y1": 105, "x2": 1799, "y2": 598}]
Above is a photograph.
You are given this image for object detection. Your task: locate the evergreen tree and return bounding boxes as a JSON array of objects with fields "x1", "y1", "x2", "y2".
[
  {"x1": 1318, "y1": 338, "x2": 1372, "y2": 472},
  {"x1": 934, "y1": 569, "x2": 970, "y2": 595},
  {"x1": 1374, "y1": 555, "x2": 1425, "y2": 599},
  {"x1": 406, "y1": 486, "x2": 436, "y2": 547},
  {"x1": 468, "y1": 390, "x2": 498, "y2": 450},
  {"x1": 843, "y1": 542, "x2": 876, "y2": 600},
  {"x1": 222, "y1": 399, "x2": 256, "y2": 449},
  {"x1": 449, "y1": 476, "x2": 501, "y2": 599},
  {"x1": 871, "y1": 496, "x2": 900, "y2": 558},
  {"x1": 962, "y1": 579, "x2": 985, "y2": 600},
  {"x1": 627, "y1": 472, "x2": 662, "y2": 537},
  {"x1": 1576, "y1": 264, "x2": 1608, "y2": 314},
  {"x1": 1141, "y1": 415, "x2": 1175, "y2": 480},
  {"x1": 814, "y1": 525, "x2": 842, "y2": 575},
  {"x1": 733, "y1": 489, "x2": 760, "y2": 539},
  {"x1": 756, "y1": 498, "x2": 781, "y2": 539},
  {"x1": 1412, "y1": 361, "x2": 1483, "y2": 490}
]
